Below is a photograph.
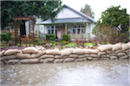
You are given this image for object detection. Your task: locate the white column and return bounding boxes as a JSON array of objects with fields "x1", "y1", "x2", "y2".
[
  {"x1": 86, "y1": 23, "x2": 88, "y2": 39},
  {"x1": 37, "y1": 25, "x2": 39, "y2": 37},
  {"x1": 65, "y1": 24, "x2": 67, "y2": 34}
]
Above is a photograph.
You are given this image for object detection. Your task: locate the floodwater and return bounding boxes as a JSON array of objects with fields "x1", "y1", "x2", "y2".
[{"x1": 0, "y1": 59, "x2": 129, "y2": 86}]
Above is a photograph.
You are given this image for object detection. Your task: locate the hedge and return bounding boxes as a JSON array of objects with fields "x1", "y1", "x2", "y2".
[
  {"x1": 62, "y1": 34, "x2": 71, "y2": 41},
  {"x1": 46, "y1": 34, "x2": 55, "y2": 41},
  {"x1": 1, "y1": 33, "x2": 11, "y2": 41}
]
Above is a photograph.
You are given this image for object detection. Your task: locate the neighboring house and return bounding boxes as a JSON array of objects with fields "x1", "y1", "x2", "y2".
[{"x1": 28, "y1": 4, "x2": 96, "y2": 40}]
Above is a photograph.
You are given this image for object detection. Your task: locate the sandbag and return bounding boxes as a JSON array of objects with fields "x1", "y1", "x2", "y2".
[
  {"x1": 84, "y1": 54, "x2": 90, "y2": 57},
  {"x1": 101, "y1": 57, "x2": 110, "y2": 60},
  {"x1": 106, "y1": 50, "x2": 115, "y2": 54},
  {"x1": 16, "y1": 52, "x2": 31, "y2": 59},
  {"x1": 69, "y1": 54, "x2": 78, "y2": 58},
  {"x1": 54, "y1": 55, "x2": 62, "y2": 59},
  {"x1": 54, "y1": 59, "x2": 64, "y2": 63},
  {"x1": 31, "y1": 51, "x2": 45, "y2": 58},
  {"x1": 92, "y1": 58, "x2": 99, "y2": 61},
  {"x1": 112, "y1": 44, "x2": 122, "y2": 51},
  {"x1": 97, "y1": 45, "x2": 112, "y2": 52},
  {"x1": 98, "y1": 52, "x2": 106, "y2": 57},
  {"x1": 85, "y1": 49, "x2": 99, "y2": 54},
  {"x1": 62, "y1": 55, "x2": 69, "y2": 58},
  {"x1": 75, "y1": 58, "x2": 84, "y2": 62},
  {"x1": 0, "y1": 61, "x2": 4, "y2": 65},
  {"x1": 20, "y1": 59, "x2": 39, "y2": 64},
  {"x1": 119, "y1": 55, "x2": 129, "y2": 60},
  {"x1": 4, "y1": 49, "x2": 20, "y2": 56},
  {"x1": 46, "y1": 49, "x2": 61, "y2": 55},
  {"x1": 90, "y1": 54, "x2": 98, "y2": 58},
  {"x1": 1, "y1": 55, "x2": 16, "y2": 60},
  {"x1": 87, "y1": 57, "x2": 93, "y2": 61},
  {"x1": 42, "y1": 58, "x2": 54, "y2": 63},
  {"x1": 8, "y1": 59, "x2": 19, "y2": 64},
  {"x1": 109, "y1": 53, "x2": 117, "y2": 56},
  {"x1": 78, "y1": 55, "x2": 84, "y2": 58},
  {"x1": 110, "y1": 56, "x2": 118, "y2": 60},
  {"x1": 115, "y1": 50, "x2": 125, "y2": 53},
  {"x1": 122, "y1": 44, "x2": 129, "y2": 50},
  {"x1": 8, "y1": 59, "x2": 19, "y2": 62},
  {"x1": 64, "y1": 58, "x2": 75, "y2": 63},
  {"x1": 126, "y1": 42, "x2": 130, "y2": 48},
  {"x1": 61, "y1": 49, "x2": 72, "y2": 56},
  {"x1": 22, "y1": 47, "x2": 38, "y2": 54},
  {"x1": 117, "y1": 53, "x2": 126, "y2": 57},
  {"x1": 35, "y1": 46, "x2": 45, "y2": 51},
  {"x1": 101, "y1": 55, "x2": 109, "y2": 58},
  {"x1": 73, "y1": 49, "x2": 85, "y2": 55},
  {"x1": 40, "y1": 55, "x2": 54, "y2": 59},
  {"x1": 64, "y1": 48, "x2": 73, "y2": 53},
  {"x1": 0, "y1": 50, "x2": 5, "y2": 57}
]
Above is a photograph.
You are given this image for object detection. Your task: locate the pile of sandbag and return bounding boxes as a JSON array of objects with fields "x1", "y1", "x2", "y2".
[{"x1": 0, "y1": 42, "x2": 129, "y2": 65}]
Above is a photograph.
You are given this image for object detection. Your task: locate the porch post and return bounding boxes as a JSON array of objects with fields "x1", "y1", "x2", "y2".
[
  {"x1": 54, "y1": 25, "x2": 56, "y2": 37},
  {"x1": 65, "y1": 24, "x2": 67, "y2": 34},
  {"x1": 37, "y1": 25, "x2": 39, "y2": 38},
  {"x1": 86, "y1": 23, "x2": 88, "y2": 39}
]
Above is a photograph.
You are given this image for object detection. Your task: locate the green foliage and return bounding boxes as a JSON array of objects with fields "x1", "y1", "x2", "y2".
[
  {"x1": 46, "y1": 34, "x2": 55, "y2": 41},
  {"x1": 1, "y1": 1, "x2": 62, "y2": 29},
  {"x1": 34, "y1": 39, "x2": 41, "y2": 43},
  {"x1": 80, "y1": 4, "x2": 95, "y2": 18},
  {"x1": 1, "y1": 33, "x2": 10, "y2": 41},
  {"x1": 92, "y1": 5, "x2": 129, "y2": 43},
  {"x1": 62, "y1": 34, "x2": 71, "y2": 41},
  {"x1": 93, "y1": 5, "x2": 129, "y2": 33}
]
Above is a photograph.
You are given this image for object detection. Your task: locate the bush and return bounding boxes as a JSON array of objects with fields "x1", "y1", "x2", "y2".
[
  {"x1": 62, "y1": 34, "x2": 71, "y2": 41},
  {"x1": 1, "y1": 33, "x2": 10, "y2": 41},
  {"x1": 34, "y1": 39, "x2": 41, "y2": 43},
  {"x1": 46, "y1": 34, "x2": 55, "y2": 41}
]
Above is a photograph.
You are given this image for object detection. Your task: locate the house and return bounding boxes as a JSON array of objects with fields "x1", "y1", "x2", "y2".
[{"x1": 27, "y1": 4, "x2": 96, "y2": 40}]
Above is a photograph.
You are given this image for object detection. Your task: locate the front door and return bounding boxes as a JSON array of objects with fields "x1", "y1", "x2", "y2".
[{"x1": 57, "y1": 26, "x2": 63, "y2": 39}]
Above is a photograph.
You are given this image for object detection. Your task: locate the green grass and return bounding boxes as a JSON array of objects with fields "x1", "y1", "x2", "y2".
[
  {"x1": 84, "y1": 43, "x2": 95, "y2": 46},
  {"x1": 63, "y1": 43, "x2": 76, "y2": 48},
  {"x1": 63, "y1": 43, "x2": 95, "y2": 48}
]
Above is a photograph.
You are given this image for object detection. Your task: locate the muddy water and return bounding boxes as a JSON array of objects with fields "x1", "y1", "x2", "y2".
[{"x1": 0, "y1": 59, "x2": 129, "y2": 86}]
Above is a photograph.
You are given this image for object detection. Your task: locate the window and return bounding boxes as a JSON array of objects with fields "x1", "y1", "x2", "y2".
[
  {"x1": 73, "y1": 29, "x2": 75, "y2": 34},
  {"x1": 82, "y1": 29, "x2": 85, "y2": 34},
  {"x1": 77, "y1": 29, "x2": 80, "y2": 34},
  {"x1": 41, "y1": 27, "x2": 43, "y2": 30},
  {"x1": 48, "y1": 29, "x2": 50, "y2": 34}
]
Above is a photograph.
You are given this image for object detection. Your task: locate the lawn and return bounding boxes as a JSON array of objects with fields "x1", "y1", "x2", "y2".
[{"x1": 63, "y1": 43, "x2": 95, "y2": 48}]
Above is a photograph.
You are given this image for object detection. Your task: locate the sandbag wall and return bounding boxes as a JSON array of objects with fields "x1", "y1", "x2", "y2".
[{"x1": 0, "y1": 43, "x2": 130, "y2": 65}]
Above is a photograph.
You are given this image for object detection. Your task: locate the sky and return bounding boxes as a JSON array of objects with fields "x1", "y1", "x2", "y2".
[{"x1": 62, "y1": 0, "x2": 130, "y2": 21}]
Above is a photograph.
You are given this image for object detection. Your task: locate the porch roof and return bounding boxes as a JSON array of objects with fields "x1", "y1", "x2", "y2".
[{"x1": 36, "y1": 17, "x2": 90, "y2": 25}]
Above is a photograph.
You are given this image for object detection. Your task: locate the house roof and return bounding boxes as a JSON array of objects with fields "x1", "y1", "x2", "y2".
[
  {"x1": 63, "y1": 4, "x2": 96, "y2": 22},
  {"x1": 37, "y1": 17, "x2": 89, "y2": 24},
  {"x1": 37, "y1": 4, "x2": 96, "y2": 25}
]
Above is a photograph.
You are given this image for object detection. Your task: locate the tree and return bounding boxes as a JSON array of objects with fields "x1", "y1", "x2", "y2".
[
  {"x1": 1, "y1": 1, "x2": 62, "y2": 29},
  {"x1": 92, "y1": 5, "x2": 129, "y2": 43},
  {"x1": 80, "y1": 4, "x2": 95, "y2": 18}
]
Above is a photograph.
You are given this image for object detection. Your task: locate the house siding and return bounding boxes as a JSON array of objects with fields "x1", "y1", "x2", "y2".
[{"x1": 57, "y1": 7, "x2": 82, "y2": 19}]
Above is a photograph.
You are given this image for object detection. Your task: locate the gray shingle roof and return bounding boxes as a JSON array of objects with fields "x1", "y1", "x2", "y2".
[
  {"x1": 37, "y1": 17, "x2": 90, "y2": 24},
  {"x1": 36, "y1": 4, "x2": 96, "y2": 25}
]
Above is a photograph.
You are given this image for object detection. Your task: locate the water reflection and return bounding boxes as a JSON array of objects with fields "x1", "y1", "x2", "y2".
[{"x1": 1, "y1": 59, "x2": 129, "y2": 86}]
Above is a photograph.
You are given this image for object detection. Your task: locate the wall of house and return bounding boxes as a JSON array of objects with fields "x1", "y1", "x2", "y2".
[{"x1": 57, "y1": 7, "x2": 82, "y2": 19}]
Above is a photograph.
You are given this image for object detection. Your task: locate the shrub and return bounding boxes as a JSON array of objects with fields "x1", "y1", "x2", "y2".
[
  {"x1": 1, "y1": 33, "x2": 10, "y2": 41},
  {"x1": 34, "y1": 39, "x2": 41, "y2": 43},
  {"x1": 62, "y1": 34, "x2": 71, "y2": 41},
  {"x1": 46, "y1": 34, "x2": 55, "y2": 41}
]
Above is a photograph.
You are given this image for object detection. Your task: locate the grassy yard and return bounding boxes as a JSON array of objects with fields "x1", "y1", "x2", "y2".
[{"x1": 63, "y1": 43, "x2": 95, "y2": 48}]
